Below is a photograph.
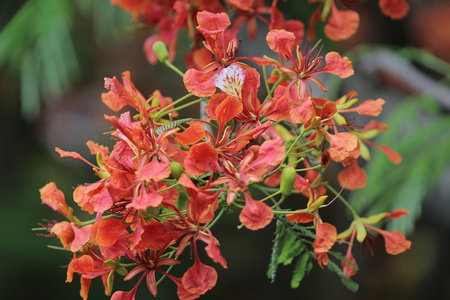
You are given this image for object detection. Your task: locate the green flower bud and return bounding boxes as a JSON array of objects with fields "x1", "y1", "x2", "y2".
[
  {"x1": 170, "y1": 161, "x2": 184, "y2": 179},
  {"x1": 116, "y1": 266, "x2": 128, "y2": 277},
  {"x1": 153, "y1": 41, "x2": 169, "y2": 63},
  {"x1": 280, "y1": 166, "x2": 296, "y2": 197}
]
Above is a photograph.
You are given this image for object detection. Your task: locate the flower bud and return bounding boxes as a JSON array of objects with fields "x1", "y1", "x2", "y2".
[
  {"x1": 153, "y1": 41, "x2": 169, "y2": 63},
  {"x1": 116, "y1": 266, "x2": 128, "y2": 276},
  {"x1": 308, "y1": 195, "x2": 328, "y2": 212},
  {"x1": 280, "y1": 166, "x2": 296, "y2": 197},
  {"x1": 170, "y1": 161, "x2": 184, "y2": 179}
]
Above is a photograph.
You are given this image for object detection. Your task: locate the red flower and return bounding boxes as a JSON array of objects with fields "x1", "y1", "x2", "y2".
[
  {"x1": 239, "y1": 193, "x2": 274, "y2": 230},
  {"x1": 337, "y1": 159, "x2": 367, "y2": 190},
  {"x1": 183, "y1": 11, "x2": 249, "y2": 97},
  {"x1": 181, "y1": 256, "x2": 218, "y2": 296},
  {"x1": 324, "y1": 0, "x2": 360, "y2": 41},
  {"x1": 66, "y1": 253, "x2": 115, "y2": 300},
  {"x1": 379, "y1": 0, "x2": 409, "y2": 20},
  {"x1": 261, "y1": 29, "x2": 353, "y2": 101},
  {"x1": 39, "y1": 182, "x2": 70, "y2": 219},
  {"x1": 337, "y1": 209, "x2": 411, "y2": 276},
  {"x1": 117, "y1": 247, "x2": 180, "y2": 297}
]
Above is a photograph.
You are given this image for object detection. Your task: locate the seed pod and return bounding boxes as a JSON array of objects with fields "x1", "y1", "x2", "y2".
[{"x1": 280, "y1": 166, "x2": 296, "y2": 197}]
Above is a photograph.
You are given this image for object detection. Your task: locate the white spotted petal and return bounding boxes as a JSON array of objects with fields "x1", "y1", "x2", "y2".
[{"x1": 213, "y1": 64, "x2": 245, "y2": 99}]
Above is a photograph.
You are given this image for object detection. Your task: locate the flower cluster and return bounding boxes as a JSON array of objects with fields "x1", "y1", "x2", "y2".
[
  {"x1": 37, "y1": 1, "x2": 411, "y2": 299},
  {"x1": 110, "y1": 0, "x2": 409, "y2": 66}
]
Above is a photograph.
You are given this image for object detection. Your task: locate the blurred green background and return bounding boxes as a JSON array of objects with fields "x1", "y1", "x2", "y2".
[{"x1": 1, "y1": 0, "x2": 450, "y2": 299}]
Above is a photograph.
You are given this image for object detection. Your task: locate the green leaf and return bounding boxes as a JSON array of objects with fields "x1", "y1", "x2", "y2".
[
  {"x1": 290, "y1": 253, "x2": 313, "y2": 288},
  {"x1": 277, "y1": 228, "x2": 304, "y2": 265},
  {"x1": 0, "y1": 0, "x2": 131, "y2": 121},
  {"x1": 326, "y1": 259, "x2": 359, "y2": 292},
  {"x1": 350, "y1": 96, "x2": 450, "y2": 235},
  {"x1": 267, "y1": 219, "x2": 286, "y2": 282}
]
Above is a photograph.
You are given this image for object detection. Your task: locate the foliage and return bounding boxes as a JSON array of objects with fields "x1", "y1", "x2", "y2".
[{"x1": 0, "y1": 0, "x2": 130, "y2": 121}]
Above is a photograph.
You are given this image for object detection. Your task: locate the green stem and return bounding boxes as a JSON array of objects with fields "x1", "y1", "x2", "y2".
[
  {"x1": 290, "y1": 140, "x2": 315, "y2": 150},
  {"x1": 265, "y1": 75, "x2": 285, "y2": 101},
  {"x1": 232, "y1": 202, "x2": 245, "y2": 209},
  {"x1": 263, "y1": 131, "x2": 309, "y2": 180},
  {"x1": 156, "y1": 253, "x2": 179, "y2": 286},
  {"x1": 272, "y1": 208, "x2": 309, "y2": 214},
  {"x1": 192, "y1": 118, "x2": 219, "y2": 130},
  {"x1": 260, "y1": 190, "x2": 282, "y2": 202},
  {"x1": 207, "y1": 206, "x2": 226, "y2": 229},
  {"x1": 270, "y1": 194, "x2": 286, "y2": 209},
  {"x1": 158, "y1": 98, "x2": 205, "y2": 118},
  {"x1": 288, "y1": 148, "x2": 315, "y2": 157},
  {"x1": 78, "y1": 214, "x2": 116, "y2": 227},
  {"x1": 155, "y1": 93, "x2": 194, "y2": 119},
  {"x1": 323, "y1": 183, "x2": 359, "y2": 219},
  {"x1": 262, "y1": 65, "x2": 271, "y2": 98},
  {"x1": 47, "y1": 245, "x2": 71, "y2": 251},
  {"x1": 118, "y1": 263, "x2": 138, "y2": 268},
  {"x1": 164, "y1": 60, "x2": 184, "y2": 77},
  {"x1": 295, "y1": 165, "x2": 322, "y2": 172},
  {"x1": 157, "y1": 183, "x2": 178, "y2": 193}
]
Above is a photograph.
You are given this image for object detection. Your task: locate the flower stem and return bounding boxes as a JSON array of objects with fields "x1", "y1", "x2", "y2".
[
  {"x1": 270, "y1": 194, "x2": 286, "y2": 209},
  {"x1": 323, "y1": 183, "x2": 360, "y2": 219},
  {"x1": 260, "y1": 190, "x2": 282, "y2": 203},
  {"x1": 164, "y1": 60, "x2": 185, "y2": 77},
  {"x1": 207, "y1": 206, "x2": 226, "y2": 229},
  {"x1": 154, "y1": 93, "x2": 194, "y2": 119},
  {"x1": 262, "y1": 65, "x2": 271, "y2": 97},
  {"x1": 158, "y1": 98, "x2": 205, "y2": 118},
  {"x1": 78, "y1": 214, "x2": 117, "y2": 227}
]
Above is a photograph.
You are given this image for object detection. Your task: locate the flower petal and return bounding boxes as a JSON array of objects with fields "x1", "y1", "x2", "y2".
[
  {"x1": 40, "y1": 182, "x2": 69, "y2": 218},
  {"x1": 183, "y1": 69, "x2": 216, "y2": 97},
  {"x1": 338, "y1": 160, "x2": 367, "y2": 190},
  {"x1": 379, "y1": 0, "x2": 409, "y2": 20},
  {"x1": 182, "y1": 259, "x2": 218, "y2": 295},
  {"x1": 324, "y1": 5, "x2": 359, "y2": 41},
  {"x1": 313, "y1": 222, "x2": 337, "y2": 253},
  {"x1": 239, "y1": 194, "x2": 274, "y2": 230}
]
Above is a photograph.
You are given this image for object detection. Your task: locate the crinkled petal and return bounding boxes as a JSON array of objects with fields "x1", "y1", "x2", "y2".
[
  {"x1": 313, "y1": 222, "x2": 337, "y2": 253},
  {"x1": 266, "y1": 29, "x2": 296, "y2": 59},
  {"x1": 323, "y1": 52, "x2": 354, "y2": 78},
  {"x1": 324, "y1": 5, "x2": 359, "y2": 41},
  {"x1": 338, "y1": 160, "x2": 367, "y2": 190},
  {"x1": 239, "y1": 194, "x2": 274, "y2": 230},
  {"x1": 182, "y1": 259, "x2": 218, "y2": 295},
  {"x1": 183, "y1": 69, "x2": 217, "y2": 97}
]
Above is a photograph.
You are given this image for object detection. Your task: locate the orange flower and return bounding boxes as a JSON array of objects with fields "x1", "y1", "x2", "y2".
[
  {"x1": 183, "y1": 11, "x2": 249, "y2": 98},
  {"x1": 379, "y1": 0, "x2": 409, "y2": 20},
  {"x1": 89, "y1": 218, "x2": 128, "y2": 248},
  {"x1": 327, "y1": 131, "x2": 359, "y2": 162},
  {"x1": 181, "y1": 257, "x2": 218, "y2": 296},
  {"x1": 324, "y1": 0, "x2": 360, "y2": 41},
  {"x1": 262, "y1": 29, "x2": 354, "y2": 101},
  {"x1": 337, "y1": 159, "x2": 367, "y2": 190},
  {"x1": 313, "y1": 222, "x2": 337, "y2": 254},
  {"x1": 39, "y1": 182, "x2": 70, "y2": 218},
  {"x1": 239, "y1": 193, "x2": 274, "y2": 230}
]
